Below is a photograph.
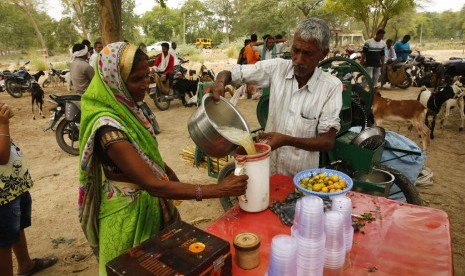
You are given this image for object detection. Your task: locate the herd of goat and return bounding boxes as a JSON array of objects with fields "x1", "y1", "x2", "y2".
[{"x1": 373, "y1": 76, "x2": 464, "y2": 150}]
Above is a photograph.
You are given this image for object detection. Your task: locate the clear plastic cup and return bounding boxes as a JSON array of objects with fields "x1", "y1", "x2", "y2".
[
  {"x1": 298, "y1": 196, "x2": 325, "y2": 239},
  {"x1": 267, "y1": 235, "x2": 297, "y2": 276},
  {"x1": 324, "y1": 211, "x2": 346, "y2": 269}
]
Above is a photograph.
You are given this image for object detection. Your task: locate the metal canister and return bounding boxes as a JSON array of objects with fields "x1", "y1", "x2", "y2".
[{"x1": 233, "y1": 232, "x2": 261, "y2": 270}]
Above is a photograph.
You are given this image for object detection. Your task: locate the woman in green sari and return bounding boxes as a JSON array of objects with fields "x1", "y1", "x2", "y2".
[{"x1": 78, "y1": 42, "x2": 248, "y2": 275}]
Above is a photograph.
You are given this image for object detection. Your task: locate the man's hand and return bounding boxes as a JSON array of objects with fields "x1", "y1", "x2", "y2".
[
  {"x1": 257, "y1": 132, "x2": 287, "y2": 150},
  {"x1": 203, "y1": 82, "x2": 225, "y2": 102}
]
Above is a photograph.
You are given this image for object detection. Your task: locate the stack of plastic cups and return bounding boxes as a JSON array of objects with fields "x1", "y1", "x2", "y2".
[
  {"x1": 331, "y1": 196, "x2": 354, "y2": 255},
  {"x1": 324, "y1": 211, "x2": 346, "y2": 275},
  {"x1": 291, "y1": 199, "x2": 301, "y2": 237},
  {"x1": 267, "y1": 235, "x2": 297, "y2": 276},
  {"x1": 296, "y1": 196, "x2": 326, "y2": 276}
]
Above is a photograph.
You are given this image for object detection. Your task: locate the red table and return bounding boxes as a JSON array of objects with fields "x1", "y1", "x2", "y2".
[{"x1": 206, "y1": 175, "x2": 453, "y2": 275}]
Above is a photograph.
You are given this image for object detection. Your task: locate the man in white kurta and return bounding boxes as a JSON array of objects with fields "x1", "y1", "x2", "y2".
[
  {"x1": 230, "y1": 59, "x2": 342, "y2": 175},
  {"x1": 207, "y1": 18, "x2": 342, "y2": 176}
]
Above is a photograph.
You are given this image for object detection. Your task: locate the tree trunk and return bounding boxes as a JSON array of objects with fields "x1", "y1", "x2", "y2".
[
  {"x1": 97, "y1": 0, "x2": 122, "y2": 45},
  {"x1": 16, "y1": 0, "x2": 48, "y2": 57},
  {"x1": 73, "y1": 1, "x2": 88, "y2": 40},
  {"x1": 225, "y1": 9, "x2": 230, "y2": 44}
]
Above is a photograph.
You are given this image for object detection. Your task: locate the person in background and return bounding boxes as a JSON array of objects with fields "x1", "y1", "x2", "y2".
[
  {"x1": 361, "y1": 29, "x2": 386, "y2": 88},
  {"x1": 152, "y1": 42, "x2": 174, "y2": 76},
  {"x1": 0, "y1": 101, "x2": 58, "y2": 276},
  {"x1": 89, "y1": 41, "x2": 104, "y2": 69},
  {"x1": 169, "y1": 41, "x2": 180, "y2": 66},
  {"x1": 275, "y1": 34, "x2": 289, "y2": 58},
  {"x1": 78, "y1": 42, "x2": 248, "y2": 274},
  {"x1": 237, "y1": 39, "x2": 251, "y2": 65},
  {"x1": 70, "y1": 43, "x2": 95, "y2": 95},
  {"x1": 81, "y1": 39, "x2": 92, "y2": 60},
  {"x1": 243, "y1": 34, "x2": 260, "y2": 65},
  {"x1": 381, "y1": 38, "x2": 397, "y2": 88},
  {"x1": 261, "y1": 36, "x2": 277, "y2": 61},
  {"x1": 150, "y1": 42, "x2": 175, "y2": 95},
  {"x1": 394, "y1": 35, "x2": 412, "y2": 61},
  {"x1": 206, "y1": 18, "x2": 342, "y2": 176}
]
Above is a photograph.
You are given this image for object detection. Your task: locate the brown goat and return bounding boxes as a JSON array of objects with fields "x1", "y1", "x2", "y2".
[{"x1": 372, "y1": 90, "x2": 430, "y2": 150}]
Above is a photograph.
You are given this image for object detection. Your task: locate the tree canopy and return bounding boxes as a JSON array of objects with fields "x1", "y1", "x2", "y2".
[{"x1": 0, "y1": 0, "x2": 464, "y2": 54}]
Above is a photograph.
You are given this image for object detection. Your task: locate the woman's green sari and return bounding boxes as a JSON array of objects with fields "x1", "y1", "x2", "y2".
[{"x1": 78, "y1": 42, "x2": 179, "y2": 275}]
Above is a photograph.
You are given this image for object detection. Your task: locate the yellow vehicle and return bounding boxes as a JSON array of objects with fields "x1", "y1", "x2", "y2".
[{"x1": 195, "y1": 38, "x2": 212, "y2": 49}]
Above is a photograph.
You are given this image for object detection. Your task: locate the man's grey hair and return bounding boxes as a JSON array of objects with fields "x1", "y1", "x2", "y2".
[{"x1": 294, "y1": 18, "x2": 331, "y2": 53}]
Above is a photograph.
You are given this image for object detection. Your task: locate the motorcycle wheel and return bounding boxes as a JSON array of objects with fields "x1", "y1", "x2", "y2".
[
  {"x1": 395, "y1": 75, "x2": 412, "y2": 89},
  {"x1": 42, "y1": 78, "x2": 51, "y2": 88},
  {"x1": 151, "y1": 88, "x2": 171, "y2": 111},
  {"x1": 5, "y1": 80, "x2": 23, "y2": 98},
  {"x1": 56, "y1": 119, "x2": 80, "y2": 156}
]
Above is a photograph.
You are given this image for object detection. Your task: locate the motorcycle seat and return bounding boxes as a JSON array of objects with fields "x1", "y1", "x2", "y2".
[{"x1": 50, "y1": 94, "x2": 82, "y2": 101}]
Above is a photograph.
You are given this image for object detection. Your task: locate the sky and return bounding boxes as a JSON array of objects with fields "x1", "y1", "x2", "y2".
[{"x1": 44, "y1": 0, "x2": 464, "y2": 21}]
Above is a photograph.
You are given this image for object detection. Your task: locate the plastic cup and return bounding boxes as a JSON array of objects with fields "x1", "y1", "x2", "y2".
[
  {"x1": 324, "y1": 211, "x2": 346, "y2": 269},
  {"x1": 298, "y1": 196, "x2": 325, "y2": 239},
  {"x1": 267, "y1": 235, "x2": 297, "y2": 276}
]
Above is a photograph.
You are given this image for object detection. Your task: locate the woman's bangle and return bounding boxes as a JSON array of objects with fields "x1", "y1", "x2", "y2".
[
  {"x1": 195, "y1": 184, "x2": 202, "y2": 201},
  {"x1": 0, "y1": 134, "x2": 10, "y2": 138}
]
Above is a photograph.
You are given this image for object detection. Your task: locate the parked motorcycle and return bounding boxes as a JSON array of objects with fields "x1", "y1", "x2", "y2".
[
  {"x1": 382, "y1": 59, "x2": 413, "y2": 89},
  {"x1": 46, "y1": 95, "x2": 160, "y2": 155},
  {"x1": 442, "y1": 57, "x2": 465, "y2": 83},
  {"x1": 46, "y1": 94, "x2": 82, "y2": 155},
  {"x1": 149, "y1": 57, "x2": 194, "y2": 111},
  {"x1": 42, "y1": 63, "x2": 70, "y2": 88},
  {"x1": 4, "y1": 61, "x2": 33, "y2": 98},
  {"x1": 0, "y1": 71, "x2": 5, "y2": 92}
]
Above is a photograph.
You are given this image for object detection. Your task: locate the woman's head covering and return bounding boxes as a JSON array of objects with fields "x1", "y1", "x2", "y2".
[
  {"x1": 261, "y1": 37, "x2": 277, "y2": 61},
  {"x1": 78, "y1": 42, "x2": 174, "y2": 253}
]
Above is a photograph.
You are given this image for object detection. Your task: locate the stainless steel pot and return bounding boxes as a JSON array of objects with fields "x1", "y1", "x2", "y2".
[
  {"x1": 350, "y1": 126, "x2": 385, "y2": 150},
  {"x1": 188, "y1": 94, "x2": 250, "y2": 157}
]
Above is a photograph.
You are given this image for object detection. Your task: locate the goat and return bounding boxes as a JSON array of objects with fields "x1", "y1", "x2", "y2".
[
  {"x1": 438, "y1": 80, "x2": 465, "y2": 131},
  {"x1": 417, "y1": 83, "x2": 461, "y2": 139},
  {"x1": 30, "y1": 82, "x2": 45, "y2": 120},
  {"x1": 372, "y1": 90, "x2": 430, "y2": 150},
  {"x1": 30, "y1": 71, "x2": 46, "y2": 120},
  {"x1": 173, "y1": 78, "x2": 199, "y2": 107},
  {"x1": 198, "y1": 64, "x2": 215, "y2": 82},
  {"x1": 31, "y1": 70, "x2": 45, "y2": 82}
]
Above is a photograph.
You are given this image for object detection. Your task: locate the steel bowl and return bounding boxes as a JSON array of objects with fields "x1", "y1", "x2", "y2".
[
  {"x1": 188, "y1": 94, "x2": 250, "y2": 157},
  {"x1": 350, "y1": 126, "x2": 386, "y2": 150}
]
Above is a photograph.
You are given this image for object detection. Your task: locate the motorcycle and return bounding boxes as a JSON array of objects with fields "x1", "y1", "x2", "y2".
[
  {"x1": 46, "y1": 95, "x2": 160, "y2": 155},
  {"x1": 46, "y1": 94, "x2": 82, "y2": 155},
  {"x1": 0, "y1": 71, "x2": 5, "y2": 92},
  {"x1": 42, "y1": 63, "x2": 70, "y2": 88},
  {"x1": 3, "y1": 61, "x2": 33, "y2": 98},
  {"x1": 148, "y1": 57, "x2": 194, "y2": 111},
  {"x1": 442, "y1": 57, "x2": 465, "y2": 83},
  {"x1": 377, "y1": 58, "x2": 413, "y2": 89}
]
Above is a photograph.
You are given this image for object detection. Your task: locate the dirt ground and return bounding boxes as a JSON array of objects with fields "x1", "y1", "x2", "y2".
[{"x1": 2, "y1": 49, "x2": 464, "y2": 275}]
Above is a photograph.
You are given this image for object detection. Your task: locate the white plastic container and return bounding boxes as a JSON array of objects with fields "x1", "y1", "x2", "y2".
[{"x1": 234, "y1": 143, "x2": 271, "y2": 212}]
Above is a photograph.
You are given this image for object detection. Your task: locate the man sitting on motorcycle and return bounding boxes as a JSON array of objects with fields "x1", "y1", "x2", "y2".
[{"x1": 150, "y1": 43, "x2": 175, "y2": 95}]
